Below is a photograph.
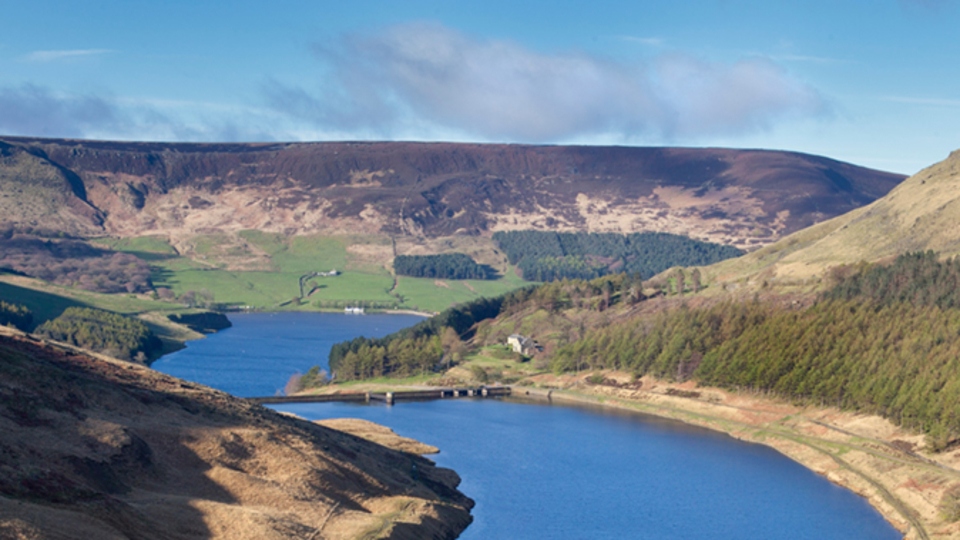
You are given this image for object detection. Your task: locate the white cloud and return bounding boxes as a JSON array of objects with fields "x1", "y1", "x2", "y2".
[
  {"x1": 265, "y1": 22, "x2": 827, "y2": 142},
  {"x1": 22, "y1": 49, "x2": 113, "y2": 62},
  {"x1": 0, "y1": 84, "x2": 284, "y2": 142}
]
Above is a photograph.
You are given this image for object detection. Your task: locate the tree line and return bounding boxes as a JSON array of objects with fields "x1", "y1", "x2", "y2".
[
  {"x1": 492, "y1": 230, "x2": 742, "y2": 282},
  {"x1": 822, "y1": 250, "x2": 960, "y2": 308},
  {"x1": 393, "y1": 253, "x2": 496, "y2": 280},
  {"x1": 326, "y1": 272, "x2": 651, "y2": 382},
  {"x1": 35, "y1": 307, "x2": 162, "y2": 362}
]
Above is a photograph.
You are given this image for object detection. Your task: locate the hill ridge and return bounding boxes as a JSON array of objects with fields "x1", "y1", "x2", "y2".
[
  {"x1": 0, "y1": 137, "x2": 904, "y2": 251},
  {"x1": 708, "y1": 148, "x2": 960, "y2": 285}
]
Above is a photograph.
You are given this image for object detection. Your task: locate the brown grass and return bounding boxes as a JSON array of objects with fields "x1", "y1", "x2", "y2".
[{"x1": 0, "y1": 327, "x2": 472, "y2": 539}]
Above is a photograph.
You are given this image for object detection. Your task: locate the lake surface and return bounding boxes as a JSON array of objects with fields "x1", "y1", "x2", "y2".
[
  {"x1": 152, "y1": 312, "x2": 424, "y2": 397},
  {"x1": 154, "y1": 313, "x2": 901, "y2": 540}
]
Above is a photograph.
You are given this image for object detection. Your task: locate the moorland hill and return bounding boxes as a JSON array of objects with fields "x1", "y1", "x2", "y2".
[
  {"x1": 709, "y1": 148, "x2": 960, "y2": 285},
  {"x1": 0, "y1": 137, "x2": 904, "y2": 251}
]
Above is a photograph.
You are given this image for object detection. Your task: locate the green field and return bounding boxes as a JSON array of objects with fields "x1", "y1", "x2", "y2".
[
  {"x1": 0, "y1": 278, "x2": 186, "y2": 326},
  {"x1": 92, "y1": 232, "x2": 529, "y2": 312},
  {"x1": 393, "y1": 270, "x2": 529, "y2": 313}
]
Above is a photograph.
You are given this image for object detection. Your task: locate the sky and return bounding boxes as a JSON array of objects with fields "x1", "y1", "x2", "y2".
[{"x1": 1, "y1": 0, "x2": 958, "y2": 174}]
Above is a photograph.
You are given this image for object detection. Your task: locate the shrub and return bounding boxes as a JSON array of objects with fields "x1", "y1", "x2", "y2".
[
  {"x1": 0, "y1": 301, "x2": 32, "y2": 331},
  {"x1": 469, "y1": 365, "x2": 489, "y2": 384}
]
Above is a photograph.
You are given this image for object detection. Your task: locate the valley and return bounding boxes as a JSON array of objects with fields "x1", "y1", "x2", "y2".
[
  {"x1": 3, "y1": 137, "x2": 953, "y2": 539},
  {"x1": 293, "y1": 148, "x2": 960, "y2": 539},
  {"x1": 0, "y1": 137, "x2": 905, "y2": 320}
]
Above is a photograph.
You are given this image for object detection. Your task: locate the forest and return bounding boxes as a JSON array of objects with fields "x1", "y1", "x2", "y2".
[
  {"x1": 822, "y1": 250, "x2": 960, "y2": 308},
  {"x1": 393, "y1": 253, "x2": 496, "y2": 280},
  {"x1": 35, "y1": 307, "x2": 162, "y2": 362},
  {"x1": 326, "y1": 273, "x2": 647, "y2": 381},
  {"x1": 552, "y1": 251, "x2": 960, "y2": 449},
  {"x1": 328, "y1": 249, "x2": 960, "y2": 447},
  {"x1": 492, "y1": 230, "x2": 742, "y2": 281}
]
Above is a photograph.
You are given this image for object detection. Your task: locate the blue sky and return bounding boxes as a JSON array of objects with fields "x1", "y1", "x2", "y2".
[{"x1": 1, "y1": 0, "x2": 958, "y2": 174}]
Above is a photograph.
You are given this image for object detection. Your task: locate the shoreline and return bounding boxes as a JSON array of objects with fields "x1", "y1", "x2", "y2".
[
  {"x1": 148, "y1": 305, "x2": 956, "y2": 538},
  {"x1": 150, "y1": 308, "x2": 431, "y2": 361},
  {"x1": 223, "y1": 307, "x2": 435, "y2": 318},
  {"x1": 330, "y1": 374, "x2": 960, "y2": 540},
  {"x1": 502, "y1": 376, "x2": 959, "y2": 540}
]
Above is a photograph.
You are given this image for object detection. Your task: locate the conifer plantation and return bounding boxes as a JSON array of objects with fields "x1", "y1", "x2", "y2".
[
  {"x1": 493, "y1": 230, "x2": 742, "y2": 282},
  {"x1": 393, "y1": 253, "x2": 496, "y2": 280},
  {"x1": 34, "y1": 307, "x2": 162, "y2": 362},
  {"x1": 553, "y1": 251, "x2": 960, "y2": 448}
]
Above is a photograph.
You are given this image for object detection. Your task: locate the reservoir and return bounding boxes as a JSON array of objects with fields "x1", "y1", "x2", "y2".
[
  {"x1": 154, "y1": 313, "x2": 901, "y2": 539},
  {"x1": 152, "y1": 312, "x2": 424, "y2": 397}
]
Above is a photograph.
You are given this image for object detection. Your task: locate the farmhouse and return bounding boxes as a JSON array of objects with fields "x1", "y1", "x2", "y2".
[{"x1": 507, "y1": 334, "x2": 539, "y2": 355}]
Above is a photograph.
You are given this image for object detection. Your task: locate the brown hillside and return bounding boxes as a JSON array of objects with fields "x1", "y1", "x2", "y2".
[
  {"x1": 0, "y1": 138, "x2": 903, "y2": 250},
  {"x1": 708, "y1": 148, "x2": 960, "y2": 286},
  {"x1": 0, "y1": 330, "x2": 473, "y2": 539}
]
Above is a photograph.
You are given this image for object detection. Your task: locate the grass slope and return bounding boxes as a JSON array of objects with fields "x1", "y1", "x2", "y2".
[
  {"x1": 707, "y1": 149, "x2": 960, "y2": 288},
  {"x1": 0, "y1": 275, "x2": 198, "y2": 358},
  {"x1": 393, "y1": 270, "x2": 528, "y2": 313},
  {"x1": 0, "y1": 280, "x2": 83, "y2": 329}
]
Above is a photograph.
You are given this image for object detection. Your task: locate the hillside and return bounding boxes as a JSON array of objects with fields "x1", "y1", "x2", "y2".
[
  {"x1": 708, "y1": 149, "x2": 960, "y2": 286},
  {"x1": 314, "y1": 260, "x2": 960, "y2": 539},
  {"x1": 0, "y1": 138, "x2": 903, "y2": 252},
  {"x1": 0, "y1": 328, "x2": 473, "y2": 539}
]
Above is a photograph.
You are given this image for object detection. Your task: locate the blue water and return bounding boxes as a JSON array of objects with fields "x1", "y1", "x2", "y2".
[
  {"x1": 154, "y1": 313, "x2": 902, "y2": 540},
  {"x1": 151, "y1": 312, "x2": 424, "y2": 397}
]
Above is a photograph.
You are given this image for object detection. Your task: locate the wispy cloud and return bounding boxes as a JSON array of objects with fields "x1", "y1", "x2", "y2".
[
  {"x1": 264, "y1": 22, "x2": 827, "y2": 142},
  {"x1": 882, "y1": 95, "x2": 960, "y2": 107},
  {"x1": 769, "y1": 54, "x2": 849, "y2": 65},
  {"x1": 616, "y1": 36, "x2": 665, "y2": 47},
  {"x1": 0, "y1": 84, "x2": 286, "y2": 142},
  {"x1": 21, "y1": 49, "x2": 113, "y2": 62},
  {"x1": 0, "y1": 84, "x2": 120, "y2": 137}
]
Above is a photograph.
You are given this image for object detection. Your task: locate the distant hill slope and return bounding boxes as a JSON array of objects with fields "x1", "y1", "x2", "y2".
[
  {"x1": 709, "y1": 149, "x2": 960, "y2": 284},
  {"x1": 0, "y1": 137, "x2": 904, "y2": 250},
  {"x1": 0, "y1": 329, "x2": 473, "y2": 539}
]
